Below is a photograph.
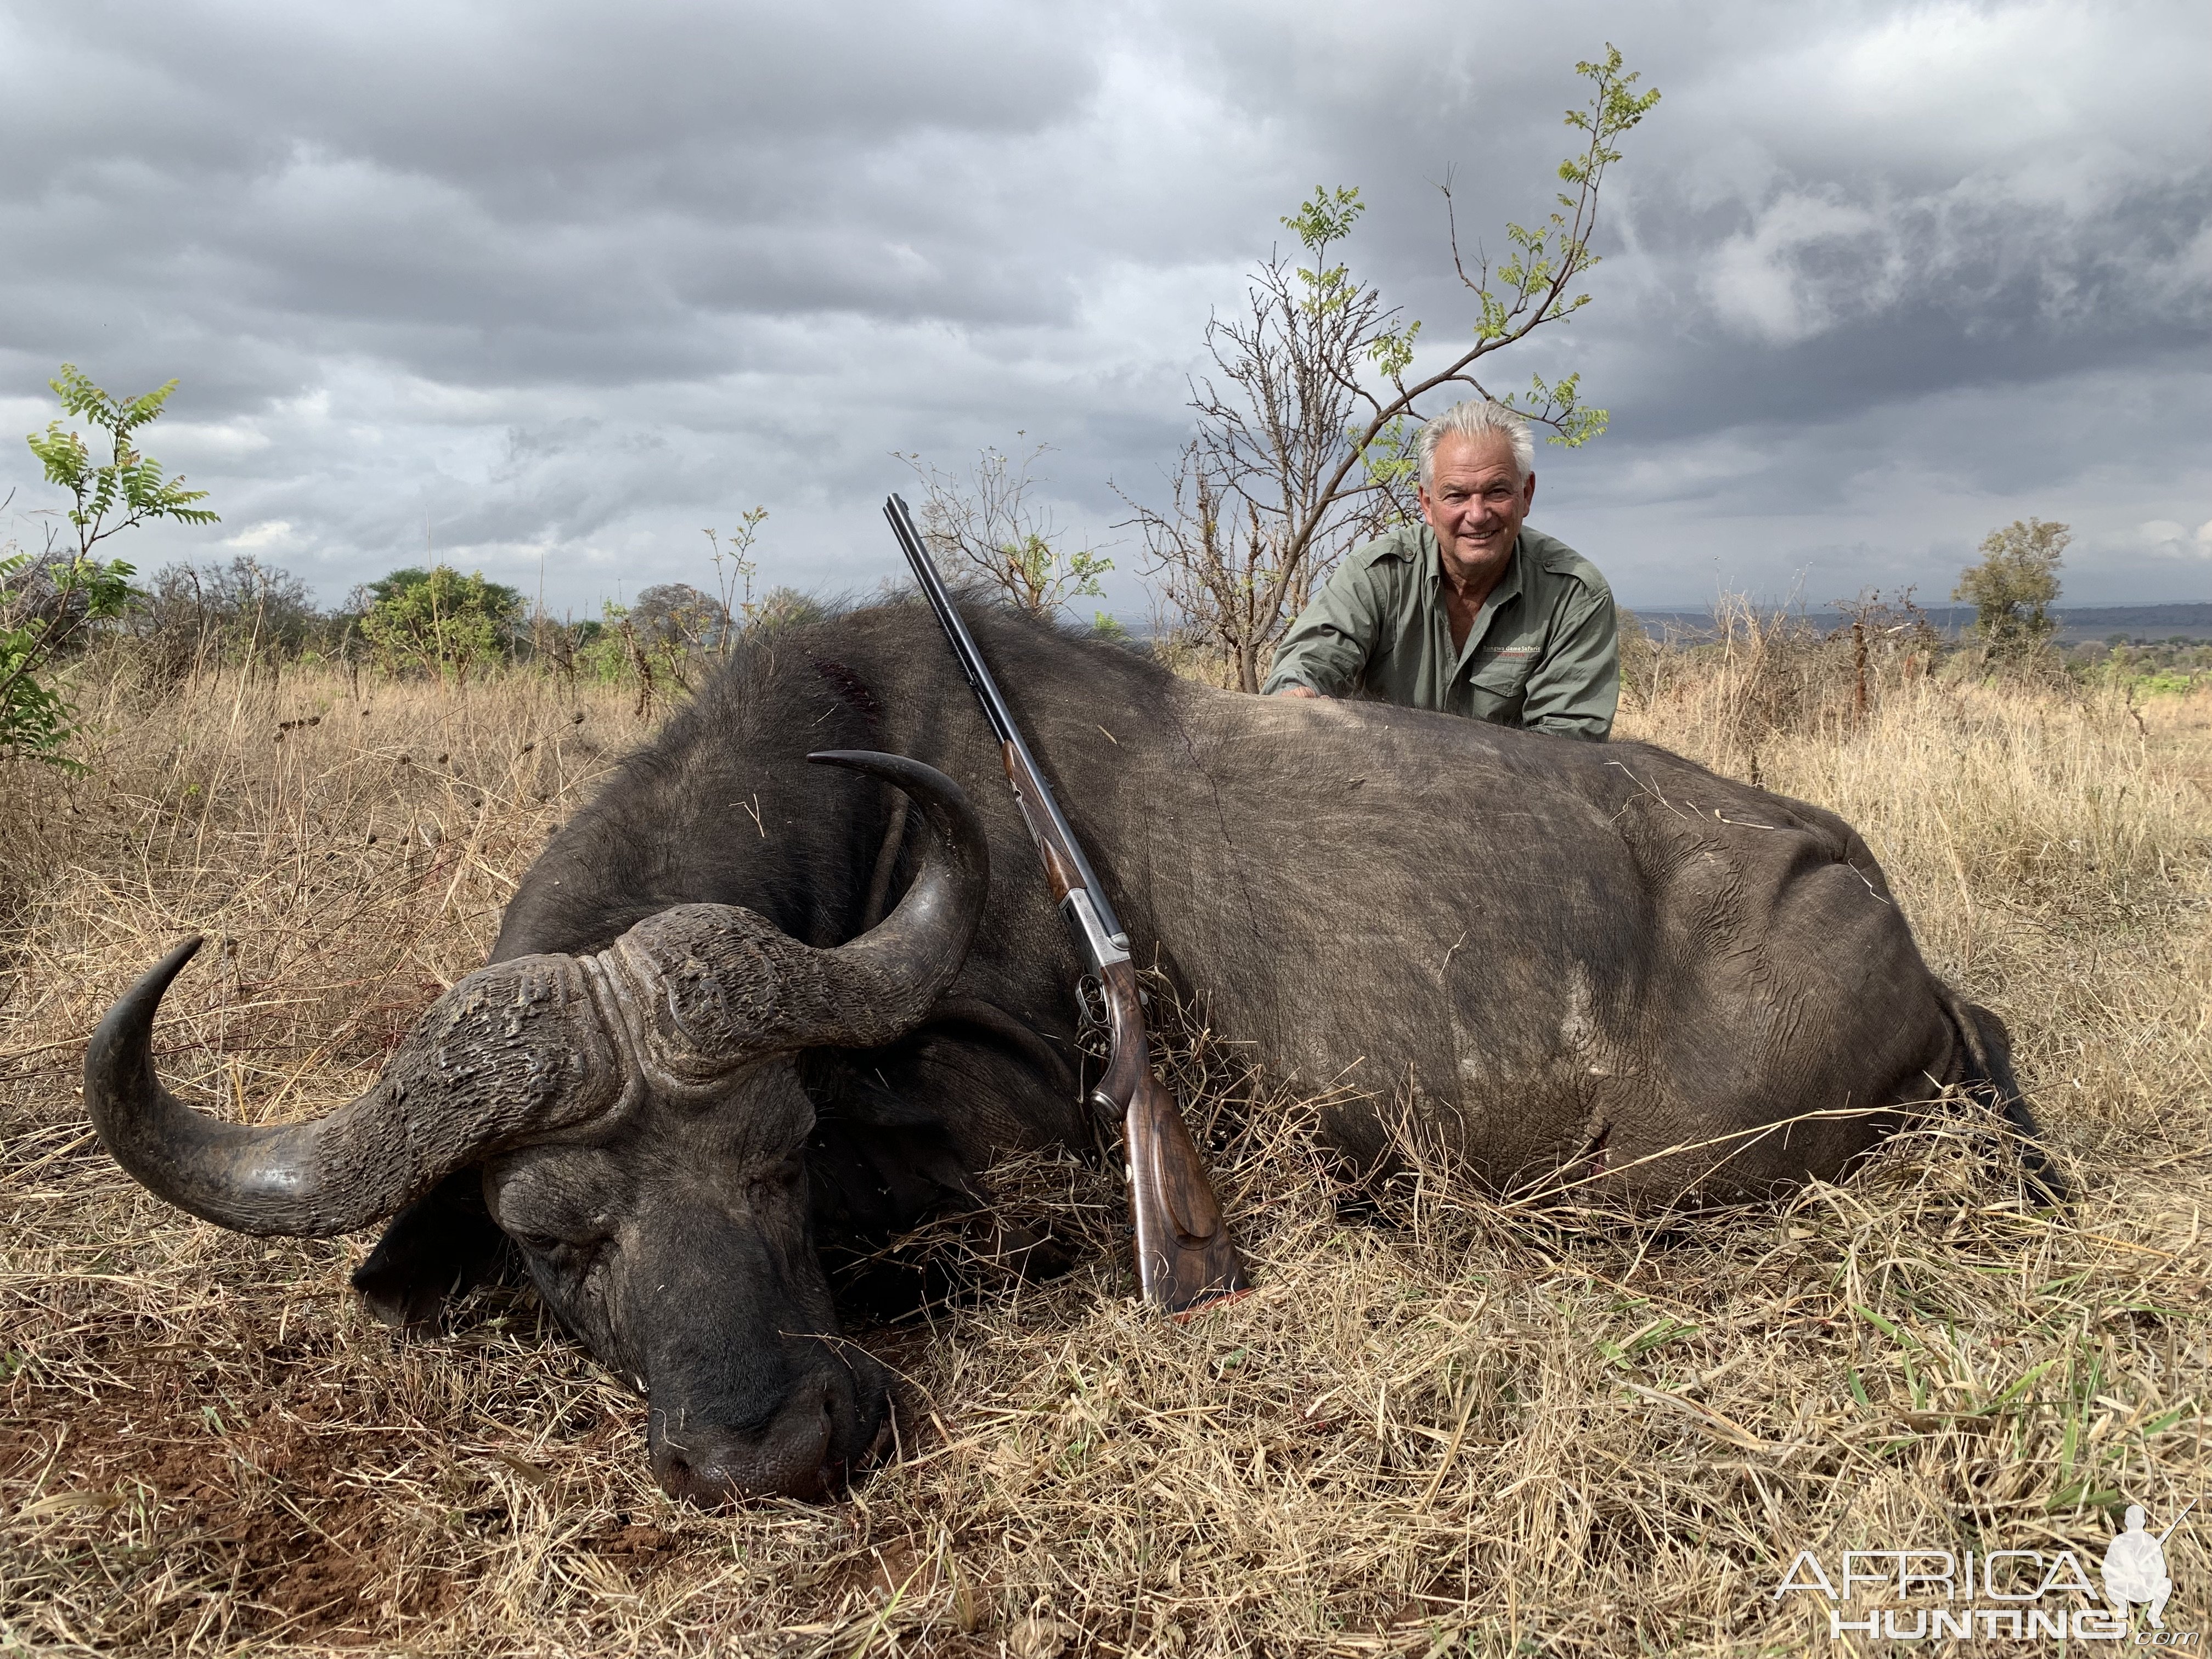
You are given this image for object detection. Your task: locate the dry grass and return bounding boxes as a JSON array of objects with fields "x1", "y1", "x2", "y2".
[{"x1": 3, "y1": 657, "x2": 2210, "y2": 1656}]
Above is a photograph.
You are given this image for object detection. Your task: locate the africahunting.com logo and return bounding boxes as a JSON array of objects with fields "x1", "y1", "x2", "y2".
[{"x1": 1773, "y1": 1499, "x2": 2196, "y2": 1644}]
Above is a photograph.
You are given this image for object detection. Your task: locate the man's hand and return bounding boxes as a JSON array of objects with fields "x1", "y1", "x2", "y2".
[{"x1": 1273, "y1": 684, "x2": 1322, "y2": 699}]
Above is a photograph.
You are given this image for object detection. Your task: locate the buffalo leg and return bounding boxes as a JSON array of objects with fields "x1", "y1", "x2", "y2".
[{"x1": 1941, "y1": 987, "x2": 2069, "y2": 1205}]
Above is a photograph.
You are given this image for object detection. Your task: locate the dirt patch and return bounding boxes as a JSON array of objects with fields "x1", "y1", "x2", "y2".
[
  {"x1": 586, "y1": 1520, "x2": 679, "y2": 1559},
  {"x1": 4, "y1": 1358, "x2": 462, "y2": 1642}
]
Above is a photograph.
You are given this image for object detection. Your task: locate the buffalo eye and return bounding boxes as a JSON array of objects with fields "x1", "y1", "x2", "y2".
[
  {"x1": 507, "y1": 1220, "x2": 611, "y2": 1260},
  {"x1": 747, "y1": 1155, "x2": 805, "y2": 1199}
]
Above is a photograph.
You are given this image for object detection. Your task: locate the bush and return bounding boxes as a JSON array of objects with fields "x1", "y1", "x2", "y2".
[
  {"x1": 133, "y1": 556, "x2": 321, "y2": 680},
  {"x1": 1622, "y1": 590, "x2": 1949, "y2": 781},
  {"x1": 356, "y1": 565, "x2": 523, "y2": 682},
  {"x1": 0, "y1": 547, "x2": 138, "y2": 766}
]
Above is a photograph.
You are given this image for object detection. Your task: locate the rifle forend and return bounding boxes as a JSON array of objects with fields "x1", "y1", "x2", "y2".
[
  {"x1": 998, "y1": 744, "x2": 1247, "y2": 1314},
  {"x1": 882, "y1": 494, "x2": 1248, "y2": 1315}
]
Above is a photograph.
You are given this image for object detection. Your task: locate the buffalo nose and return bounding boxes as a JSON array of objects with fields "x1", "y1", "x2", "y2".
[{"x1": 651, "y1": 1385, "x2": 840, "y2": 1506}]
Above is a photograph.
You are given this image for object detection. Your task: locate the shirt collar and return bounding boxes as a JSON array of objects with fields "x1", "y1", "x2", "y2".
[
  {"x1": 1422, "y1": 523, "x2": 1527, "y2": 608},
  {"x1": 1425, "y1": 524, "x2": 1526, "y2": 665}
]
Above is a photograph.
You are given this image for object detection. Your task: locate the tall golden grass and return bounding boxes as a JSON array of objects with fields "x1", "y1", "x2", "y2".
[{"x1": 3, "y1": 650, "x2": 2208, "y2": 1656}]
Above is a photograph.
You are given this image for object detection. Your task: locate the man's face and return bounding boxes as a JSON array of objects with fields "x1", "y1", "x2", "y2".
[{"x1": 1418, "y1": 432, "x2": 1534, "y2": 582}]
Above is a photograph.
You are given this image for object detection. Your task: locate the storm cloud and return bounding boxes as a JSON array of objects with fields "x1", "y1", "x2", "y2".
[{"x1": 2, "y1": 0, "x2": 2205, "y2": 613}]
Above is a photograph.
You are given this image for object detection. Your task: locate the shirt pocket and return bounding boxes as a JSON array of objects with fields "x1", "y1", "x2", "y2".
[
  {"x1": 1468, "y1": 644, "x2": 1537, "y2": 700},
  {"x1": 1460, "y1": 644, "x2": 1536, "y2": 723}
]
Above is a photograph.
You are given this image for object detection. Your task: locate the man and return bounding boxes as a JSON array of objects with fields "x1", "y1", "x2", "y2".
[
  {"x1": 2103, "y1": 1505, "x2": 2174, "y2": 1628},
  {"x1": 1263, "y1": 399, "x2": 1619, "y2": 740}
]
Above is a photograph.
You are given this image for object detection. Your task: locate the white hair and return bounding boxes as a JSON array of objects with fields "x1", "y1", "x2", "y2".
[{"x1": 1418, "y1": 399, "x2": 1535, "y2": 486}]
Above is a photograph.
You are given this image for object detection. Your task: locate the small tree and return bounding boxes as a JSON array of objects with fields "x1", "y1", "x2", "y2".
[
  {"x1": 358, "y1": 565, "x2": 522, "y2": 682},
  {"x1": 900, "y1": 442, "x2": 1111, "y2": 618},
  {"x1": 5, "y1": 365, "x2": 219, "y2": 763},
  {"x1": 702, "y1": 507, "x2": 770, "y2": 657},
  {"x1": 618, "y1": 582, "x2": 732, "y2": 701},
  {"x1": 632, "y1": 582, "x2": 730, "y2": 654},
  {"x1": 1954, "y1": 518, "x2": 2067, "y2": 661},
  {"x1": 138, "y1": 555, "x2": 319, "y2": 678},
  {"x1": 1128, "y1": 47, "x2": 1658, "y2": 690}
]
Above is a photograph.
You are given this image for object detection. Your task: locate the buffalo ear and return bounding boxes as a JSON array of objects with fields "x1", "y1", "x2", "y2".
[{"x1": 350, "y1": 1170, "x2": 513, "y2": 1329}]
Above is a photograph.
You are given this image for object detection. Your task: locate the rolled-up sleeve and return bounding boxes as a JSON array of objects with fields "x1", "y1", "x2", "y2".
[
  {"x1": 1262, "y1": 561, "x2": 1384, "y2": 696},
  {"x1": 1521, "y1": 584, "x2": 1619, "y2": 741}
]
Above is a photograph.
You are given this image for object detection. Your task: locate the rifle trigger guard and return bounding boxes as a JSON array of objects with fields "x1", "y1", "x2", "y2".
[{"x1": 1076, "y1": 973, "x2": 1108, "y2": 1032}]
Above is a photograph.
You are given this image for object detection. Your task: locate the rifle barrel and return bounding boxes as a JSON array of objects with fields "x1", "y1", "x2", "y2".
[
  {"x1": 2158, "y1": 1496, "x2": 2198, "y2": 1545},
  {"x1": 882, "y1": 494, "x2": 1125, "y2": 942}
]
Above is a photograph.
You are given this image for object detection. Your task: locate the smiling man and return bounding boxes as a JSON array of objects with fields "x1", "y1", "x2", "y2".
[{"x1": 1263, "y1": 399, "x2": 1620, "y2": 740}]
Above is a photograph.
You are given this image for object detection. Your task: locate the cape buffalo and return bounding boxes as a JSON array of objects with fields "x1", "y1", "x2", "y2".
[{"x1": 86, "y1": 601, "x2": 2040, "y2": 1504}]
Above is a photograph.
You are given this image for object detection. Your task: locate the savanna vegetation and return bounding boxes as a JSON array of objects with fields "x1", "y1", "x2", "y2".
[
  {"x1": 4, "y1": 42, "x2": 2209, "y2": 1659},
  {"x1": 2, "y1": 605, "x2": 2207, "y2": 1656}
]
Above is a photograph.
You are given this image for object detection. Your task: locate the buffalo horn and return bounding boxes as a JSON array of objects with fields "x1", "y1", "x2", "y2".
[
  {"x1": 804, "y1": 750, "x2": 989, "y2": 1039},
  {"x1": 84, "y1": 752, "x2": 988, "y2": 1236},
  {"x1": 84, "y1": 939, "x2": 625, "y2": 1237},
  {"x1": 598, "y1": 751, "x2": 990, "y2": 1081}
]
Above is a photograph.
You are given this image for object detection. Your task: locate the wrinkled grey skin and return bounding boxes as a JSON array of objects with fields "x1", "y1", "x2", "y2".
[{"x1": 88, "y1": 602, "x2": 2042, "y2": 1506}]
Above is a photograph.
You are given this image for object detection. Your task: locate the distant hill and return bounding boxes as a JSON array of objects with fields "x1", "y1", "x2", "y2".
[
  {"x1": 2045, "y1": 605, "x2": 2212, "y2": 641},
  {"x1": 1624, "y1": 603, "x2": 2212, "y2": 643}
]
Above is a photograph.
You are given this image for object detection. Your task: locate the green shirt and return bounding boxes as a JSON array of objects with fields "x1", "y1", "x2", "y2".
[{"x1": 1261, "y1": 523, "x2": 1619, "y2": 740}]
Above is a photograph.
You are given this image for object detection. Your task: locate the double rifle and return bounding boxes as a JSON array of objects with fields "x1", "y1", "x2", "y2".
[{"x1": 883, "y1": 494, "x2": 1248, "y2": 1316}]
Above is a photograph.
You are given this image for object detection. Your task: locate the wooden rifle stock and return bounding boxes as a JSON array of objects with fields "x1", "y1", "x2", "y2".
[
  {"x1": 999, "y1": 743, "x2": 1248, "y2": 1315},
  {"x1": 883, "y1": 493, "x2": 1247, "y2": 1315}
]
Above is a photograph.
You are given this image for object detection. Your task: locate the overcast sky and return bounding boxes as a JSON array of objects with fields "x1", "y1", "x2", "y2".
[{"x1": 3, "y1": 0, "x2": 2207, "y2": 616}]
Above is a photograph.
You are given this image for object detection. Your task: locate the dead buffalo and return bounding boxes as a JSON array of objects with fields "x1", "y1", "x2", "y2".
[{"x1": 86, "y1": 601, "x2": 2041, "y2": 1504}]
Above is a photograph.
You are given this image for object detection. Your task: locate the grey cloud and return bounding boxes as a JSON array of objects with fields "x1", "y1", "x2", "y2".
[{"x1": 0, "y1": 0, "x2": 2205, "y2": 620}]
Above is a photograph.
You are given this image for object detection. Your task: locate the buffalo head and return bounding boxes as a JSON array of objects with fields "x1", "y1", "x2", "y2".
[{"x1": 83, "y1": 751, "x2": 986, "y2": 1505}]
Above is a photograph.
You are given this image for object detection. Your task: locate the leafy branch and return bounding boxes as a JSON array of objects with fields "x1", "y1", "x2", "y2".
[
  {"x1": 1125, "y1": 47, "x2": 1658, "y2": 691},
  {"x1": 1317, "y1": 44, "x2": 1659, "y2": 550},
  {"x1": 26, "y1": 364, "x2": 221, "y2": 561}
]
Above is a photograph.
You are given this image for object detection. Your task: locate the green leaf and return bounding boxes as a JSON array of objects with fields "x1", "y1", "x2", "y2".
[
  {"x1": 1976, "y1": 1357, "x2": 2059, "y2": 1415},
  {"x1": 2136, "y1": 1403, "x2": 2195, "y2": 1437},
  {"x1": 1853, "y1": 1302, "x2": 1910, "y2": 1343},
  {"x1": 1282, "y1": 185, "x2": 1364, "y2": 253}
]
